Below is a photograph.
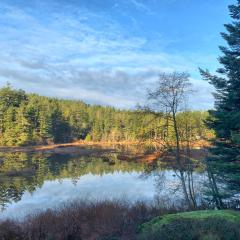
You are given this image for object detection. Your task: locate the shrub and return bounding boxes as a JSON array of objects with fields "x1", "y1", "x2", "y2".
[
  {"x1": 0, "y1": 200, "x2": 179, "y2": 240},
  {"x1": 139, "y1": 213, "x2": 240, "y2": 240}
]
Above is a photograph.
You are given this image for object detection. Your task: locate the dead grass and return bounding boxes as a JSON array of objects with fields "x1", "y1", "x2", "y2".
[
  {"x1": 0, "y1": 140, "x2": 210, "y2": 154},
  {"x1": 0, "y1": 200, "x2": 185, "y2": 240}
]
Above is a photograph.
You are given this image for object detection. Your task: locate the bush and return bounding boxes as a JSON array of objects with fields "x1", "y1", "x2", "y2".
[
  {"x1": 0, "y1": 200, "x2": 179, "y2": 240},
  {"x1": 84, "y1": 133, "x2": 92, "y2": 142},
  {"x1": 139, "y1": 211, "x2": 240, "y2": 240},
  {"x1": 1, "y1": 201, "x2": 238, "y2": 240}
]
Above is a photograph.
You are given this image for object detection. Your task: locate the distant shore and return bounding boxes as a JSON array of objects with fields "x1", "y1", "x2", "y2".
[
  {"x1": 0, "y1": 140, "x2": 141, "y2": 153},
  {"x1": 0, "y1": 139, "x2": 210, "y2": 153}
]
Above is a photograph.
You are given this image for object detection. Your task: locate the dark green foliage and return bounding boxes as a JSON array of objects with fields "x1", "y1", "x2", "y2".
[
  {"x1": 200, "y1": 1, "x2": 240, "y2": 194},
  {"x1": 140, "y1": 217, "x2": 240, "y2": 240},
  {"x1": 139, "y1": 210, "x2": 240, "y2": 240}
]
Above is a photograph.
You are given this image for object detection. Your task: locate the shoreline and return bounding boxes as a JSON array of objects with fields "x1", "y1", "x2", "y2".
[
  {"x1": 0, "y1": 140, "x2": 143, "y2": 153},
  {"x1": 0, "y1": 139, "x2": 210, "y2": 154}
]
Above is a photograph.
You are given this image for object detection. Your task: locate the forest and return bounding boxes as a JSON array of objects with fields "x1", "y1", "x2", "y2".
[{"x1": 0, "y1": 85, "x2": 211, "y2": 146}]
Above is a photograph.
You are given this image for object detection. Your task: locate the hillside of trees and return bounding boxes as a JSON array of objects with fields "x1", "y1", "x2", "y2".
[{"x1": 0, "y1": 86, "x2": 212, "y2": 146}]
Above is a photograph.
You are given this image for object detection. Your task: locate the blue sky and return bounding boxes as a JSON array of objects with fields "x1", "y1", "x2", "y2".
[{"x1": 0, "y1": 0, "x2": 235, "y2": 109}]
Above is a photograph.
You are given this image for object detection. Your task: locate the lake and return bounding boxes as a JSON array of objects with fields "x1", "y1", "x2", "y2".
[{"x1": 0, "y1": 145, "x2": 222, "y2": 219}]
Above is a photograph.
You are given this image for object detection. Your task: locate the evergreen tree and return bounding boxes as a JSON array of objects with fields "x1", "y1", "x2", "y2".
[
  {"x1": 2, "y1": 107, "x2": 17, "y2": 146},
  {"x1": 0, "y1": 86, "x2": 27, "y2": 140},
  {"x1": 0, "y1": 86, "x2": 211, "y2": 147},
  {"x1": 200, "y1": 1, "x2": 240, "y2": 193},
  {"x1": 50, "y1": 105, "x2": 70, "y2": 143},
  {"x1": 38, "y1": 109, "x2": 53, "y2": 144},
  {"x1": 15, "y1": 104, "x2": 33, "y2": 146}
]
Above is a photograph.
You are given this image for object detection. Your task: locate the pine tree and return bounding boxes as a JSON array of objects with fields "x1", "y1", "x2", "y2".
[
  {"x1": 15, "y1": 105, "x2": 32, "y2": 146},
  {"x1": 2, "y1": 107, "x2": 17, "y2": 146},
  {"x1": 0, "y1": 86, "x2": 27, "y2": 143},
  {"x1": 50, "y1": 105, "x2": 70, "y2": 143},
  {"x1": 200, "y1": 1, "x2": 240, "y2": 193},
  {"x1": 38, "y1": 109, "x2": 53, "y2": 144}
]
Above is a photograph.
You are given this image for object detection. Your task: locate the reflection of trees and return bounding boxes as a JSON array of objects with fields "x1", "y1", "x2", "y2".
[
  {"x1": 0, "y1": 185, "x2": 23, "y2": 211},
  {"x1": 142, "y1": 148, "x2": 206, "y2": 209},
  {"x1": 0, "y1": 152, "x2": 46, "y2": 210},
  {"x1": 0, "y1": 150, "x2": 147, "y2": 209},
  {"x1": 160, "y1": 168, "x2": 197, "y2": 208},
  {"x1": 205, "y1": 160, "x2": 223, "y2": 209},
  {"x1": 143, "y1": 147, "x2": 238, "y2": 209},
  {"x1": 204, "y1": 155, "x2": 240, "y2": 209},
  {"x1": 0, "y1": 145, "x2": 228, "y2": 211}
]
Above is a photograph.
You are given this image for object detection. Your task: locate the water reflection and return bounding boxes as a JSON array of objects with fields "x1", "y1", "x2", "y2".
[
  {"x1": 0, "y1": 146, "x2": 151, "y2": 213},
  {"x1": 0, "y1": 145, "x2": 237, "y2": 218}
]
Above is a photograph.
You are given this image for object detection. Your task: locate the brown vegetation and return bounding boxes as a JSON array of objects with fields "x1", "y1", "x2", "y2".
[
  {"x1": 0, "y1": 141, "x2": 139, "y2": 153},
  {"x1": 0, "y1": 200, "x2": 187, "y2": 240},
  {"x1": 0, "y1": 139, "x2": 210, "y2": 154}
]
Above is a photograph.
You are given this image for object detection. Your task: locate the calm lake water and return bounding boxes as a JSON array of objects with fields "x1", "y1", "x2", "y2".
[{"x1": 0, "y1": 145, "x2": 213, "y2": 219}]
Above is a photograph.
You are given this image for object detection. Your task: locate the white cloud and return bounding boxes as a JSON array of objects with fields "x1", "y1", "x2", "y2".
[
  {"x1": 129, "y1": 0, "x2": 154, "y2": 14},
  {"x1": 0, "y1": 0, "x2": 214, "y2": 110}
]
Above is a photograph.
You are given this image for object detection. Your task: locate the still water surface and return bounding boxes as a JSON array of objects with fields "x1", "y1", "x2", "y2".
[{"x1": 0, "y1": 145, "x2": 209, "y2": 219}]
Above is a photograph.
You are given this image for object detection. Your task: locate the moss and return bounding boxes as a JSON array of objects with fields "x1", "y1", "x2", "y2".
[{"x1": 140, "y1": 210, "x2": 240, "y2": 234}]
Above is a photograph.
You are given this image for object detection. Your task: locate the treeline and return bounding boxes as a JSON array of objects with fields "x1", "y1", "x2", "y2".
[{"x1": 0, "y1": 86, "x2": 212, "y2": 146}]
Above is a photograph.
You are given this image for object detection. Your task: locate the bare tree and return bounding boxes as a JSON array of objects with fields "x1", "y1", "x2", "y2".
[
  {"x1": 147, "y1": 72, "x2": 195, "y2": 207},
  {"x1": 148, "y1": 72, "x2": 192, "y2": 163}
]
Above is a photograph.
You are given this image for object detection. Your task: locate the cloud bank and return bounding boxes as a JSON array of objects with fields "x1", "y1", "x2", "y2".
[{"x1": 0, "y1": 0, "x2": 217, "y2": 109}]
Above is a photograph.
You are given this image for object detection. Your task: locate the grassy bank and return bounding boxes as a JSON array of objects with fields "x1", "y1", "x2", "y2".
[
  {"x1": 139, "y1": 210, "x2": 240, "y2": 240},
  {"x1": 0, "y1": 200, "x2": 239, "y2": 240}
]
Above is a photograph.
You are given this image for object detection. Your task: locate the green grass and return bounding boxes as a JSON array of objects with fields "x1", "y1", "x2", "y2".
[{"x1": 140, "y1": 210, "x2": 240, "y2": 234}]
